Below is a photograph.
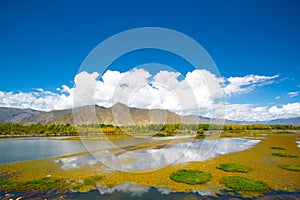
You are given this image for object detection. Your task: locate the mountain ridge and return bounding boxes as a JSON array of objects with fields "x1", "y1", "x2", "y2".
[{"x1": 0, "y1": 105, "x2": 299, "y2": 125}]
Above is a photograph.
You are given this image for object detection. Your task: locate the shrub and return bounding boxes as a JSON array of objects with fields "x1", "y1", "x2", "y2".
[
  {"x1": 195, "y1": 128, "x2": 205, "y2": 139},
  {"x1": 217, "y1": 163, "x2": 252, "y2": 173},
  {"x1": 170, "y1": 169, "x2": 212, "y2": 185},
  {"x1": 153, "y1": 132, "x2": 174, "y2": 137},
  {"x1": 271, "y1": 152, "x2": 298, "y2": 158},
  {"x1": 220, "y1": 176, "x2": 269, "y2": 192}
]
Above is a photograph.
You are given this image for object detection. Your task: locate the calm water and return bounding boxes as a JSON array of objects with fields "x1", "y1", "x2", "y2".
[
  {"x1": 65, "y1": 189, "x2": 300, "y2": 200},
  {"x1": 56, "y1": 138, "x2": 260, "y2": 171},
  {"x1": 0, "y1": 137, "x2": 158, "y2": 164},
  {"x1": 2, "y1": 188, "x2": 300, "y2": 199}
]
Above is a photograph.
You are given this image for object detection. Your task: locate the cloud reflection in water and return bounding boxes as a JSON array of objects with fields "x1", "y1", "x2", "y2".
[{"x1": 55, "y1": 138, "x2": 260, "y2": 171}]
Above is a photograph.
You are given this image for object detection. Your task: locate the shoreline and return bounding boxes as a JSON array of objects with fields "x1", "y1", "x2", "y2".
[
  {"x1": 2, "y1": 187, "x2": 300, "y2": 199},
  {"x1": 0, "y1": 129, "x2": 297, "y2": 139}
]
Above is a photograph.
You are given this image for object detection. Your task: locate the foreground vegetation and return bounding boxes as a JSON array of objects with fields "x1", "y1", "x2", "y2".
[
  {"x1": 270, "y1": 146, "x2": 286, "y2": 150},
  {"x1": 278, "y1": 165, "x2": 300, "y2": 172},
  {"x1": 220, "y1": 176, "x2": 269, "y2": 193},
  {"x1": 0, "y1": 173, "x2": 104, "y2": 192},
  {"x1": 271, "y1": 152, "x2": 299, "y2": 158},
  {"x1": 170, "y1": 169, "x2": 212, "y2": 185},
  {"x1": 217, "y1": 163, "x2": 252, "y2": 173}
]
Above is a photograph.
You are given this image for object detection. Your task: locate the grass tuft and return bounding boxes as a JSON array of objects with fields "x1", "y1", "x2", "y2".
[
  {"x1": 279, "y1": 165, "x2": 300, "y2": 172},
  {"x1": 220, "y1": 176, "x2": 269, "y2": 193},
  {"x1": 270, "y1": 146, "x2": 286, "y2": 150},
  {"x1": 271, "y1": 152, "x2": 298, "y2": 158},
  {"x1": 170, "y1": 169, "x2": 211, "y2": 185},
  {"x1": 217, "y1": 163, "x2": 252, "y2": 173}
]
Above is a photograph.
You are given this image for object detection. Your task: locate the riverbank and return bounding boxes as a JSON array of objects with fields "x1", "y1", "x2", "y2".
[{"x1": 0, "y1": 134, "x2": 299, "y2": 198}]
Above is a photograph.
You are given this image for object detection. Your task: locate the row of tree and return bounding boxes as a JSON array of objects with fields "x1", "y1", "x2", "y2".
[
  {"x1": 223, "y1": 124, "x2": 299, "y2": 130},
  {"x1": 0, "y1": 123, "x2": 77, "y2": 135},
  {"x1": 0, "y1": 123, "x2": 299, "y2": 135}
]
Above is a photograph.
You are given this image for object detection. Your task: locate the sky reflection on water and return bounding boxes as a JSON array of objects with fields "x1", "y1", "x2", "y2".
[{"x1": 56, "y1": 138, "x2": 260, "y2": 171}]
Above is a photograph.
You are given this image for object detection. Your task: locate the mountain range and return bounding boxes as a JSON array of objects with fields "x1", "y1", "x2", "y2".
[{"x1": 0, "y1": 104, "x2": 299, "y2": 125}]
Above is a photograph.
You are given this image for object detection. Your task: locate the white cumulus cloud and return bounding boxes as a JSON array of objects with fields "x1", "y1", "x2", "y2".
[
  {"x1": 215, "y1": 102, "x2": 300, "y2": 121},
  {"x1": 1, "y1": 68, "x2": 298, "y2": 121},
  {"x1": 0, "y1": 89, "x2": 72, "y2": 111}
]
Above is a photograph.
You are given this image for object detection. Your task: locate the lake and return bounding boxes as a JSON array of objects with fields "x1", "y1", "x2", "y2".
[
  {"x1": 0, "y1": 136, "x2": 168, "y2": 164},
  {"x1": 0, "y1": 136, "x2": 260, "y2": 168}
]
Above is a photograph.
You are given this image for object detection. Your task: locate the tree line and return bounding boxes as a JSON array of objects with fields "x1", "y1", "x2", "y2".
[
  {"x1": 0, "y1": 123, "x2": 299, "y2": 136},
  {"x1": 0, "y1": 123, "x2": 77, "y2": 135}
]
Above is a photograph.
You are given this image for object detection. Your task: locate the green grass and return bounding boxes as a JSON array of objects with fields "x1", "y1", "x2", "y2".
[
  {"x1": 152, "y1": 132, "x2": 174, "y2": 137},
  {"x1": 270, "y1": 146, "x2": 286, "y2": 150},
  {"x1": 220, "y1": 176, "x2": 269, "y2": 193},
  {"x1": 170, "y1": 169, "x2": 212, "y2": 185},
  {"x1": 72, "y1": 175, "x2": 104, "y2": 190},
  {"x1": 22, "y1": 178, "x2": 66, "y2": 191},
  {"x1": 0, "y1": 177, "x2": 67, "y2": 192},
  {"x1": 0, "y1": 175, "x2": 104, "y2": 192},
  {"x1": 279, "y1": 165, "x2": 300, "y2": 172},
  {"x1": 271, "y1": 152, "x2": 299, "y2": 158},
  {"x1": 217, "y1": 163, "x2": 252, "y2": 173}
]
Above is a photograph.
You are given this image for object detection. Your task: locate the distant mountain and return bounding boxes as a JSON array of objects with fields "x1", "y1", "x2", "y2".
[
  {"x1": 0, "y1": 105, "x2": 299, "y2": 125},
  {"x1": 224, "y1": 117, "x2": 300, "y2": 125},
  {"x1": 64, "y1": 103, "x2": 201, "y2": 125},
  {"x1": 0, "y1": 107, "x2": 41, "y2": 123},
  {"x1": 0, "y1": 104, "x2": 195, "y2": 125},
  {"x1": 16, "y1": 108, "x2": 72, "y2": 124},
  {"x1": 266, "y1": 117, "x2": 300, "y2": 125}
]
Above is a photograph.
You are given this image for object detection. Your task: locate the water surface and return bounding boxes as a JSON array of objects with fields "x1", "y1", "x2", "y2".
[
  {"x1": 56, "y1": 138, "x2": 260, "y2": 171},
  {"x1": 0, "y1": 137, "x2": 161, "y2": 163}
]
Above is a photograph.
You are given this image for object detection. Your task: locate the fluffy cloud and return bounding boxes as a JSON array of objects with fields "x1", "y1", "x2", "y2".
[
  {"x1": 224, "y1": 74, "x2": 279, "y2": 96},
  {"x1": 269, "y1": 103, "x2": 300, "y2": 117},
  {"x1": 1, "y1": 69, "x2": 298, "y2": 121},
  {"x1": 211, "y1": 103, "x2": 300, "y2": 122},
  {"x1": 0, "y1": 89, "x2": 72, "y2": 111},
  {"x1": 73, "y1": 71, "x2": 99, "y2": 107}
]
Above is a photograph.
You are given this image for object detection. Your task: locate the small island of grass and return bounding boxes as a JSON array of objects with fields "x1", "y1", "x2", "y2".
[
  {"x1": 170, "y1": 169, "x2": 212, "y2": 185},
  {"x1": 217, "y1": 163, "x2": 252, "y2": 173},
  {"x1": 270, "y1": 146, "x2": 286, "y2": 150},
  {"x1": 271, "y1": 152, "x2": 299, "y2": 158},
  {"x1": 279, "y1": 165, "x2": 300, "y2": 172},
  {"x1": 220, "y1": 176, "x2": 269, "y2": 193}
]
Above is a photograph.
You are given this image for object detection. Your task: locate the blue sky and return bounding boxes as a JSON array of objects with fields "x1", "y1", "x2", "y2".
[{"x1": 0, "y1": 0, "x2": 299, "y2": 121}]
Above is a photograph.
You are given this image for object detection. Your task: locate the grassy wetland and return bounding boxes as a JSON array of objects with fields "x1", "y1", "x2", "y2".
[{"x1": 0, "y1": 126, "x2": 300, "y2": 198}]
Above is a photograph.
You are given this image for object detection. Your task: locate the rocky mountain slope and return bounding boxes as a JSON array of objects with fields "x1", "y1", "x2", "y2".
[{"x1": 0, "y1": 104, "x2": 299, "y2": 125}]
